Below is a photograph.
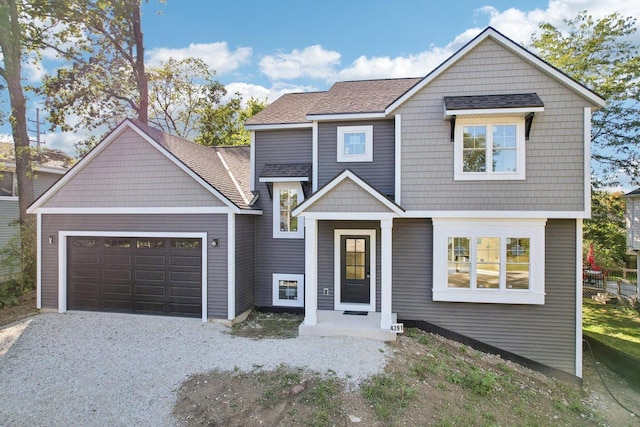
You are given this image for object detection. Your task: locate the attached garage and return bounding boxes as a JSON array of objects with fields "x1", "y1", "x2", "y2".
[
  {"x1": 28, "y1": 120, "x2": 260, "y2": 323},
  {"x1": 67, "y1": 236, "x2": 203, "y2": 318}
]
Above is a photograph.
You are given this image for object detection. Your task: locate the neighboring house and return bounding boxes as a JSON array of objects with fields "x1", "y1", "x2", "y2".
[
  {"x1": 0, "y1": 143, "x2": 72, "y2": 281},
  {"x1": 27, "y1": 27, "x2": 604, "y2": 381}
]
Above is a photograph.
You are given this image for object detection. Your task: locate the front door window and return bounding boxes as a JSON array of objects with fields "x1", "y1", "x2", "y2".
[{"x1": 341, "y1": 235, "x2": 370, "y2": 304}]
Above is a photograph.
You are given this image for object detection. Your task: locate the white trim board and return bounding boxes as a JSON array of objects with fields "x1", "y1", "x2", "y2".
[
  {"x1": 244, "y1": 123, "x2": 313, "y2": 130},
  {"x1": 334, "y1": 229, "x2": 376, "y2": 312},
  {"x1": 292, "y1": 170, "x2": 404, "y2": 217},
  {"x1": 57, "y1": 230, "x2": 209, "y2": 322},
  {"x1": 34, "y1": 207, "x2": 262, "y2": 215}
]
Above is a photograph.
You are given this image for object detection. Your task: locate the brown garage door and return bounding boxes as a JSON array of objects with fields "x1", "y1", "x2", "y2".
[{"x1": 68, "y1": 237, "x2": 202, "y2": 318}]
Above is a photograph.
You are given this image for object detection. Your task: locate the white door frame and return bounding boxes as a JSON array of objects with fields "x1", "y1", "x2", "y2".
[{"x1": 334, "y1": 229, "x2": 376, "y2": 312}]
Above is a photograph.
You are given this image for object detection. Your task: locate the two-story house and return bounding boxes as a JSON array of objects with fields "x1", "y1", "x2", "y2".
[{"x1": 27, "y1": 27, "x2": 604, "y2": 380}]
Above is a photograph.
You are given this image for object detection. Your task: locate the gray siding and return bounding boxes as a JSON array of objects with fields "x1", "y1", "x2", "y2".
[
  {"x1": 318, "y1": 120, "x2": 395, "y2": 196},
  {"x1": 396, "y1": 38, "x2": 591, "y2": 212},
  {"x1": 317, "y1": 221, "x2": 381, "y2": 312},
  {"x1": 0, "y1": 171, "x2": 64, "y2": 279},
  {"x1": 43, "y1": 128, "x2": 225, "y2": 208},
  {"x1": 235, "y1": 214, "x2": 255, "y2": 315},
  {"x1": 40, "y1": 214, "x2": 229, "y2": 318},
  {"x1": 392, "y1": 218, "x2": 577, "y2": 375},
  {"x1": 305, "y1": 178, "x2": 392, "y2": 213},
  {"x1": 253, "y1": 129, "x2": 311, "y2": 306},
  {"x1": 0, "y1": 201, "x2": 19, "y2": 279},
  {"x1": 34, "y1": 171, "x2": 64, "y2": 198}
]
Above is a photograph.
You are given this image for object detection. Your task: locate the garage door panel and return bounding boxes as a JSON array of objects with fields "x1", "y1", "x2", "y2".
[
  {"x1": 102, "y1": 283, "x2": 133, "y2": 294},
  {"x1": 68, "y1": 236, "x2": 202, "y2": 318},
  {"x1": 103, "y1": 269, "x2": 132, "y2": 280},
  {"x1": 135, "y1": 255, "x2": 166, "y2": 266}
]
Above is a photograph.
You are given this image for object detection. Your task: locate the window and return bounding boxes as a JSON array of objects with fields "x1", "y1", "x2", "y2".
[
  {"x1": 0, "y1": 172, "x2": 17, "y2": 198},
  {"x1": 454, "y1": 118, "x2": 525, "y2": 180},
  {"x1": 136, "y1": 239, "x2": 164, "y2": 248},
  {"x1": 273, "y1": 182, "x2": 304, "y2": 239},
  {"x1": 433, "y1": 219, "x2": 545, "y2": 304},
  {"x1": 272, "y1": 273, "x2": 304, "y2": 307},
  {"x1": 337, "y1": 125, "x2": 373, "y2": 162}
]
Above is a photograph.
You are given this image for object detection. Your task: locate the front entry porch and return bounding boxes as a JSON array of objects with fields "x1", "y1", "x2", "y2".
[
  {"x1": 291, "y1": 170, "x2": 406, "y2": 342},
  {"x1": 299, "y1": 310, "x2": 398, "y2": 341}
]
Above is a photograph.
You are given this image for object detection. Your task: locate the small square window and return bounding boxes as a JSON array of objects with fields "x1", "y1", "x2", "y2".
[
  {"x1": 337, "y1": 126, "x2": 373, "y2": 162},
  {"x1": 272, "y1": 273, "x2": 304, "y2": 307}
]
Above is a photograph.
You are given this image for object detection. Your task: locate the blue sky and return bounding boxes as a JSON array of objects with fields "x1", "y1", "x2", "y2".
[{"x1": 1, "y1": 0, "x2": 638, "y2": 161}]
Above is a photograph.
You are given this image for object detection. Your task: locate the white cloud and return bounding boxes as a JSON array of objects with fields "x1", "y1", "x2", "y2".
[
  {"x1": 259, "y1": 45, "x2": 340, "y2": 80},
  {"x1": 23, "y1": 60, "x2": 47, "y2": 82},
  {"x1": 43, "y1": 131, "x2": 83, "y2": 156},
  {"x1": 146, "y1": 42, "x2": 252, "y2": 74},
  {"x1": 226, "y1": 82, "x2": 320, "y2": 106},
  {"x1": 478, "y1": 0, "x2": 640, "y2": 46}
]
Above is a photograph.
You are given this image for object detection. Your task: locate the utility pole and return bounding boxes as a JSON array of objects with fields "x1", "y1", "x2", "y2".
[{"x1": 28, "y1": 108, "x2": 45, "y2": 151}]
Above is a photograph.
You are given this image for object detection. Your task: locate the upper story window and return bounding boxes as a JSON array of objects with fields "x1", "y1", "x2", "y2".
[
  {"x1": 0, "y1": 172, "x2": 17, "y2": 198},
  {"x1": 337, "y1": 125, "x2": 373, "y2": 162},
  {"x1": 454, "y1": 118, "x2": 525, "y2": 181},
  {"x1": 273, "y1": 182, "x2": 304, "y2": 239}
]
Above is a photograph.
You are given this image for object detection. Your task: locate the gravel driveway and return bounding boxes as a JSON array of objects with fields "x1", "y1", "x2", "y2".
[{"x1": 0, "y1": 312, "x2": 388, "y2": 426}]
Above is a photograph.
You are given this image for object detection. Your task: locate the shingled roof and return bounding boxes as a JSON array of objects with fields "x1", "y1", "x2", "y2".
[
  {"x1": 131, "y1": 120, "x2": 255, "y2": 209},
  {"x1": 306, "y1": 78, "x2": 421, "y2": 116},
  {"x1": 246, "y1": 78, "x2": 421, "y2": 126},
  {"x1": 444, "y1": 93, "x2": 544, "y2": 111},
  {"x1": 0, "y1": 142, "x2": 73, "y2": 170}
]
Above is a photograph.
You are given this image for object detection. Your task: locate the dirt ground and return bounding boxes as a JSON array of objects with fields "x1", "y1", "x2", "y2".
[
  {"x1": 0, "y1": 289, "x2": 37, "y2": 327},
  {"x1": 174, "y1": 331, "x2": 640, "y2": 426},
  {"x1": 2, "y1": 295, "x2": 638, "y2": 426}
]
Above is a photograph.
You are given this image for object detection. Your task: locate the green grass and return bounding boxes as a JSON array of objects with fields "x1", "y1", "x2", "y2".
[
  {"x1": 361, "y1": 373, "x2": 416, "y2": 422},
  {"x1": 583, "y1": 299, "x2": 640, "y2": 358}
]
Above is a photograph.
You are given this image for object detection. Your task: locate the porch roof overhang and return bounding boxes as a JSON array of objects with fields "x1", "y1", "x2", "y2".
[{"x1": 292, "y1": 170, "x2": 404, "y2": 220}]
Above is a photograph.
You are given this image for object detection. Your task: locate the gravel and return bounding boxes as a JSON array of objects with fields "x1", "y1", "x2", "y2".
[{"x1": 0, "y1": 312, "x2": 389, "y2": 426}]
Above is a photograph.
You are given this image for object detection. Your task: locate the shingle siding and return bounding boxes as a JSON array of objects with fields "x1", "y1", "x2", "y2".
[
  {"x1": 392, "y1": 218, "x2": 577, "y2": 375},
  {"x1": 304, "y1": 179, "x2": 392, "y2": 213},
  {"x1": 43, "y1": 128, "x2": 225, "y2": 208},
  {"x1": 235, "y1": 214, "x2": 255, "y2": 315},
  {"x1": 397, "y1": 38, "x2": 589, "y2": 212},
  {"x1": 253, "y1": 129, "x2": 311, "y2": 307},
  {"x1": 318, "y1": 120, "x2": 395, "y2": 196},
  {"x1": 40, "y1": 214, "x2": 229, "y2": 318}
]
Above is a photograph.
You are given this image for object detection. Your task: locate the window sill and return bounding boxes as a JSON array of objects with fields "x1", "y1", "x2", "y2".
[
  {"x1": 454, "y1": 173, "x2": 525, "y2": 181},
  {"x1": 433, "y1": 289, "x2": 545, "y2": 305}
]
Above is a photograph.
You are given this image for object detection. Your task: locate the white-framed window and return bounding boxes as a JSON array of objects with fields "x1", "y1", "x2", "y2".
[
  {"x1": 432, "y1": 218, "x2": 546, "y2": 304},
  {"x1": 273, "y1": 182, "x2": 304, "y2": 239},
  {"x1": 0, "y1": 171, "x2": 18, "y2": 199},
  {"x1": 337, "y1": 125, "x2": 373, "y2": 162},
  {"x1": 454, "y1": 118, "x2": 525, "y2": 180},
  {"x1": 272, "y1": 273, "x2": 304, "y2": 307}
]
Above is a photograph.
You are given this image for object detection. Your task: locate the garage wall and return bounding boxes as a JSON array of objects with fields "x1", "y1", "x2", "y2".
[
  {"x1": 41, "y1": 213, "x2": 229, "y2": 318},
  {"x1": 235, "y1": 214, "x2": 255, "y2": 315}
]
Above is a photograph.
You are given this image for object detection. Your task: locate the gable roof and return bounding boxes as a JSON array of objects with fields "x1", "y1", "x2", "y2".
[
  {"x1": 292, "y1": 169, "x2": 404, "y2": 217},
  {"x1": 386, "y1": 27, "x2": 605, "y2": 113},
  {"x1": 132, "y1": 121, "x2": 254, "y2": 208},
  {"x1": 28, "y1": 120, "x2": 257, "y2": 213}
]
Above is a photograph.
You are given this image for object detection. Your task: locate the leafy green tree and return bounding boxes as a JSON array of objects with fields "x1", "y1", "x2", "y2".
[
  {"x1": 41, "y1": 0, "x2": 150, "y2": 134},
  {"x1": 583, "y1": 190, "x2": 627, "y2": 267},
  {"x1": 148, "y1": 57, "x2": 223, "y2": 139},
  {"x1": 196, "y1": 95, "x2": 267, "y2": 146},
  {"x1": 0, "y1": 0, "x2": 45, "y2": 287},
  {"x1": 531, "y1": 11, "x2": 640, "y2": 186}
]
